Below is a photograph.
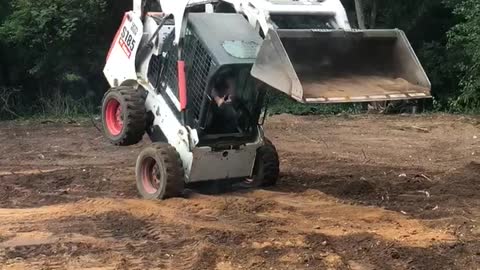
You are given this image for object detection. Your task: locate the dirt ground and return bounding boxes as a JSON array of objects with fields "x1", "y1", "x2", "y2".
[{"x1": 0, "y1": 114, "x2": 479, "y2": 270}]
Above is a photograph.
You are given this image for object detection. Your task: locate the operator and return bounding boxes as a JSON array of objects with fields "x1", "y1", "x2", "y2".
[
  {"x1": 209, "y1": 71, "x2": 240, "y2": 133},
  {"x1": 212, "y1": 75, "x2": 235, "y2": 107}
]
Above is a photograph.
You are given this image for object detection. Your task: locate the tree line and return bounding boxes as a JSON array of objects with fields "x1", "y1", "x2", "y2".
[{"x1": 0, "y1": 0, "x2": 479, "y2": 118}]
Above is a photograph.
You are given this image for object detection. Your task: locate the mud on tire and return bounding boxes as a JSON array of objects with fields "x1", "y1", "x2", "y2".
[
  {"x1": 102, "y1": 86, "x2": 146, "y2": 146},
  {"x1": 135, "y1": 143, "x2": 185, "y2": 200},
  {"x1": 253, "y1": 138, "x2": 280, "y2": 187}
]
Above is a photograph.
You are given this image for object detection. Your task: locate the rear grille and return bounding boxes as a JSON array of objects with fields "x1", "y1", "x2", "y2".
[
  {"x1": 147, "y1": 54, "x2": 162, "y2": 88},
  {"x1": 159, "y1": 32, "x2": 179, "y2": 98},
  {"x1": 183, "y1": 28, "x2": 215, "y2": 120},
  {"x1": 149, "y1": 26, "x2": 216, "y2": 124}
]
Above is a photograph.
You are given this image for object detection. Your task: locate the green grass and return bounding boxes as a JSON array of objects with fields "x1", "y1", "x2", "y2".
[
  {"x1": 0, "y1": 89, "x2": 99, "y2": 121},
  {"x1": 266, "y1": 90, "x2": 364, "y2": 116}
]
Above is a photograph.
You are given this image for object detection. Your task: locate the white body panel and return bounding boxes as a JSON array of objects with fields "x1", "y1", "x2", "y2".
[
  {"x1": 104, "y1": 11, "x2": 144, "y2": 87},
  {"x1": 133, "y1": 0, "x2": 142, "y2": 15},
  {"x1": 190, "y1": 141, "x2": 260, "y2": 181},
  {"x1": 133, "y1": 0, "x2": 350, "y2": 43},
  {"x1": 221, "y1": 0, "x2": 351, "y2": 35}
]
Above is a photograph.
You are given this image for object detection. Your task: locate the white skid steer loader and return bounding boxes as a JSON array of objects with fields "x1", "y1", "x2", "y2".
[{"x1": 101, "y1": 0, "x2": 431, "y2": 199}]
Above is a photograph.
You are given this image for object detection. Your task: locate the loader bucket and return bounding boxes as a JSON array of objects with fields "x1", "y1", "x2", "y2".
[{"x1": 251, "y1": 29, "x2": 431, "y2": 103}]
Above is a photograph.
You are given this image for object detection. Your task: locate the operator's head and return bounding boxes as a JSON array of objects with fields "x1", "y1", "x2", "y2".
[{"x1": 214, "y1": 69, "x2": 236, "y2": 96}]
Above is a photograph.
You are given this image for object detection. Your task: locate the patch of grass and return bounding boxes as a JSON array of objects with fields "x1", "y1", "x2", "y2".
[
  {"x1": 36, "y1": 90, "x2": 97, "y2": 118},
  {"x1": 0, "y1": 87, "x2": 21, "y2": 120},
  {"x1": 0, "y1": 89, "x2": 99, "y2": 121},
  {"x1": 266, "y1": 90, "x2": 364, "y2": 116}
]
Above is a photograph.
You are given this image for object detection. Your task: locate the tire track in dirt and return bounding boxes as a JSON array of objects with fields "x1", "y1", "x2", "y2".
[
  {"x1": 0, "y1": 198, "x2": 164, "y2": 224},
  {"x1": 248, "y1": 190, "x2": 455, "y2": 248},
  {"x1": 0, "y1": 196, "x2": 254, "y2": 269},
  {"x1": 0, "y1": 191, "x2": 455, "y2": 247},
  {"x1": 0, "y1": 218, "x2": 201, "y2": 269},
  {"x1": 0, "y1": 232, "x2": 115, "y2": 270},
  {"x1": 0, "y1": 193, "x2": 464, "y2": 269}
]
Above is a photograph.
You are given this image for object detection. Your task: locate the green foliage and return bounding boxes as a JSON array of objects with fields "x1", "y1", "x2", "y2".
[
  {"x1": 0, "y1": 87, "x2": 96, "y2": 120},
  {"x1": 0, "y1": 0, "x2": 128, "y2": 119},
  {"x1": 36, "y1": 90, "x2": 96, "y2": 118},
  {"x1": 0, "y1": 0, "x2": 106, "y2": 83},
  {"x1": 417, "y1": 41, "x2": 458, "y2": 110},
  {"x1": 1, "y1": 0, "x2": 480, "y2": 117},
  {"x1": 445, "y1": 0, "x2": 480, "y2": 111},
  {"x1": 0, "y1": 86, "x2": 21, "y2": 119},
  {"x1": 267, "y1": 91, "x2": 362, "y2": 116}
]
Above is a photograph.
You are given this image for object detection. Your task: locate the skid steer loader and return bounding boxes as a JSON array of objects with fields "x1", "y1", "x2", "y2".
[{"x1": 101, "y1": 0, "x2": 431, "y2": 199}]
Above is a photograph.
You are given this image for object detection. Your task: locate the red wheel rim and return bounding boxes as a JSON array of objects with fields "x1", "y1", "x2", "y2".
[
  {"x1": 141, "y1": 157, "x2": 161, "y2": 194},
  {"x1": 105, "y1": 98, "x2": 123, "y2": 136}
]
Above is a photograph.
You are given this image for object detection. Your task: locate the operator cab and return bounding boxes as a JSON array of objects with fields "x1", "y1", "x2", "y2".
[
  {"x1": 203, "y1": 66, "x2": 266, "y2": 141},
  {"x1": 145, "y1": 13, "x2": 266, "y2": 147},
  {"x1": 180, "y1": 13, "x2": 266, "y2": 147}
]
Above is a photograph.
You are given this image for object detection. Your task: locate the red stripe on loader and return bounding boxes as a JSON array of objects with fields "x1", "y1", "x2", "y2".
[{"x1": 178, "y1": 61, "x2": 187, "y2": 111}]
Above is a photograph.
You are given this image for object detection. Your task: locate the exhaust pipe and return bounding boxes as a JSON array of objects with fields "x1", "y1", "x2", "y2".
[{"x1": 251, "y1": 29, "x2": 431, "y2": 103}]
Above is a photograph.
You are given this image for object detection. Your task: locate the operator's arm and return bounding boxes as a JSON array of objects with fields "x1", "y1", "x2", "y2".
[
  {"x1": 212, "y1": 89, "x2": 232, "y2": 107},
  {"x1": 213, "y1": 94, "x2": 225, "y2": 107}
]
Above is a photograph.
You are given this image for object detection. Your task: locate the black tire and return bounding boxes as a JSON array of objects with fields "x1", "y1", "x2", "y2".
[
  {"x1": 253, "y1": 138, "x2": 280, "y2": 187},
  {"x1": 135, "y1": 143, "x2": 185, "y2": 199},
  {"x1": 102, "y1": 86, "x2": 146, "y2": 146}
]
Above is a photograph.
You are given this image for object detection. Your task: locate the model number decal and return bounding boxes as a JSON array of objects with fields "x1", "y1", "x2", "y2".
[{"x1": 119, "y1": 26, "x2": 136, "y2": 58}]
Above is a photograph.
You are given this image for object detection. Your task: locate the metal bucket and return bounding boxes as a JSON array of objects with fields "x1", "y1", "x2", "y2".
[{"x1": 251, "y1": 29, "x2": 431, "y2": 103}]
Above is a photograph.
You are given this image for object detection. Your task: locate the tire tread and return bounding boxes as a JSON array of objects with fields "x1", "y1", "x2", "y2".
[{"x1": 102, "y1": 86, "x2": 146, "y2": 146}]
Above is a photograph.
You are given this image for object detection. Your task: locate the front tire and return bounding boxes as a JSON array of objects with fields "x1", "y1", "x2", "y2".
[
  {"x1": 252, "y1": 138, "x2": 280, "y2": 187},
  {"x1": 102, "y1": 86, "x2": 146, "y2": 146},
  {"x1": 135, "y1": 143, "x2": 185, "y2": 200}
]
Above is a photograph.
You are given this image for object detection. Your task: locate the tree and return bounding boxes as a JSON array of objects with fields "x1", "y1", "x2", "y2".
[
  {"x1": 0, "y1": 0, "x2": 130, "y2": 117},
  {"x1": 446, "y1": 0, "x2": 480, "y2": 110},
  {"x1": 0, "y1": 0, "x2": 107, "y2": 88},
  {"x1": 0, "y1": 1, "x2": 12, "y2": 86}
]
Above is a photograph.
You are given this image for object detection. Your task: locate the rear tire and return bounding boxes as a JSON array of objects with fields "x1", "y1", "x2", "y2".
[
  {"x1": 135, "y1": 143, "x2": 185, "y2": 200},
  {"x1": 102, "y1": 86, "x2": 146, "y2": 146},
  {"x1": 253, "y1": 138, "x2": 280, "y2": 187}
]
